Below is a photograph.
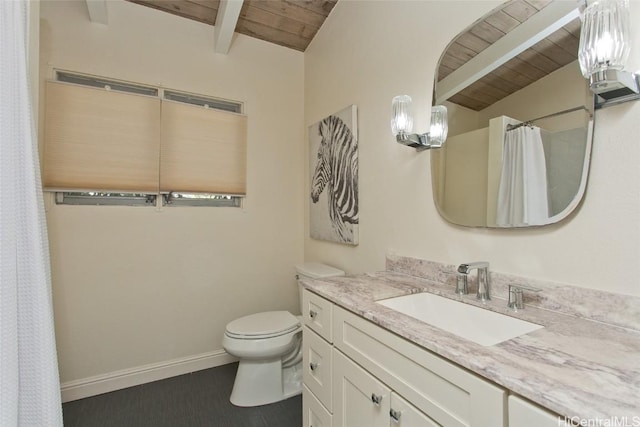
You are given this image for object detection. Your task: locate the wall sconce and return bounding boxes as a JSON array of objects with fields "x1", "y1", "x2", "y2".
[
  {"x1": 391, "y1": 95, "x2": 448, "y2": 151},
  {"x1": 579, "y1": 0, "x2": 640, "y2": 106}
]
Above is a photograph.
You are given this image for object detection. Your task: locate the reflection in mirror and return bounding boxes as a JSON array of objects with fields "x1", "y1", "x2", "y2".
[{"x1": 431, "y1": 0, "x2": 594, "y2": 228}]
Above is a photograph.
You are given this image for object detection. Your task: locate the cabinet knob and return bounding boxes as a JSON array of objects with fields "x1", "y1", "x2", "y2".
[
  {"x1": 371, "y1": 393, "x2": 383, "y2": 406},
  {"x1": 309, "y1": 309, "x2": 318, "y2": 319},
  {"x1": 309, "y1": 362, "x2": 319, "y2": 372},
  {"x1": 390, "y1": 408, "x2": 402, "y2": 423}
]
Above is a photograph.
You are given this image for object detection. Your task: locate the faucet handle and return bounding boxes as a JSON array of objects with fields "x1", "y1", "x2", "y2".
[{"x1": 508, "y1": 284, "x2": 541, "y2": 311}]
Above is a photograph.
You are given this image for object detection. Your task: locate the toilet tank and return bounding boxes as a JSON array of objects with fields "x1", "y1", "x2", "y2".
[
  {"x1": 295, "y1": 262, "x2": 345, "y2": 314},
  {"x1": 295, "y1": 262, "x2": 345, "y2": 281}
]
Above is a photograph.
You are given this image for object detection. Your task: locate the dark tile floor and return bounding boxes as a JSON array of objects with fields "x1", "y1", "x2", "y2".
[{"x1": 62, "y1": 363, "x2": 301, "y2": 427}]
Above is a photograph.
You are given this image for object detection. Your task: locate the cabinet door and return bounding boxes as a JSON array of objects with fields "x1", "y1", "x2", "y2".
[
  {"x1": 508, "y1": 395, "x2": 559, "y2": 427},
  {"x1": 333, "y1": 349, "x2": 390, "y2": 427},
  {"x1": 391, "y1": 392, "x2": 442, "y2": 427},
  {"x1": 303, "y1": 385, "x2": 332, "y2": 427}
]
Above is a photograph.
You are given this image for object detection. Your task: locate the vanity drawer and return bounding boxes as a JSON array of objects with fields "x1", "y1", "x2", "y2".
[
  {"x1": 333, "y1": 305, "x2": 506, "y2": 427},
  {"x1": 303, "y1": 325, "x2": 333, "y2": 411},
  {"x1": 302, "y1": 290, "x2": 333, "y2": 343},
  {"x1": 303, "y1": 384, "x2": 332, "y2": 427}
]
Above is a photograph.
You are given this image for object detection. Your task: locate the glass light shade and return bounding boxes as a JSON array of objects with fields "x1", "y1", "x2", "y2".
[
  {"x1": 578, "y1": 0, "x2": 631, "y2": 78},
  {"x1": 391, "y1": 95, "x2": 413, "y2": 135},
  {"x1": 429, "y1": 105, "x2": 448, "y2": 145}
]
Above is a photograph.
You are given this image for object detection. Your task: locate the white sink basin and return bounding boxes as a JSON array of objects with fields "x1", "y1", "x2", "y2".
[{"x1": 377, "y1": 293, "x2": 543, "y2": 346}]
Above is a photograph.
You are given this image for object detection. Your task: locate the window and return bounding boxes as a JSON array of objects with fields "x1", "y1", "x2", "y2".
[
  {"x1": 44, "y1": 79, "x2": 161, "y2": 192},
  {"x1": 45, "y1": 71, "x2": 247, "y2": 207},
  {"x1": 163, "y1": 90, "x2": 241, "y2": 113},
  {"x1": 55, "y1": 192, "x2": 241, "y2": 207},
  {"x1": 56, "y1": 192, "x2": 157, "y2": 206},
  {"x1": 56, "y1": 71, "x2": 158, "y2": 96},
  {"x1": 162, "y1": 193, "x2": 242, "y2": 207},
  {"x1": 160, "y1": 99, "x2": 247, "y2": 195}
]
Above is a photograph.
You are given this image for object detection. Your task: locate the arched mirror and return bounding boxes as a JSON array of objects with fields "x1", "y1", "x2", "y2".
[{"x1": 431, "y1": 0, "x2": 594, "y2": 228}]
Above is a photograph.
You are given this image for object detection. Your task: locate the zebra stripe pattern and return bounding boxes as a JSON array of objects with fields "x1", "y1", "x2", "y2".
[{"x1": 311, "y1": 115, "x2": 358, "y2": 243}]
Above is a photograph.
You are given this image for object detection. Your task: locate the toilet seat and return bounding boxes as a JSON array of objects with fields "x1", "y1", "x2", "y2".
[{"x1": 225, "y1": 311, "x2": 300, "y2": 340}]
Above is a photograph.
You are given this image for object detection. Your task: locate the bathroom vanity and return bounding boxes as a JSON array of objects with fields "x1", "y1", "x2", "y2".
[{"x1": 300, "y1": 256, "x2": 640, "y2": 427}]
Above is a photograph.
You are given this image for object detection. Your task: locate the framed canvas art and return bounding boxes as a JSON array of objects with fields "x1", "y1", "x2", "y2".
[{"x1": 309, "y1": 105, "x2": 359, "y2": 245}]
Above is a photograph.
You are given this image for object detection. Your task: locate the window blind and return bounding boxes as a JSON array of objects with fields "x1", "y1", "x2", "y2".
[
  {"x1": 160, "y1": 100, "x2": 247, "y2": 195},
  {"x1": 43, "y1": 81, "x2": 160, "y2": 192}
]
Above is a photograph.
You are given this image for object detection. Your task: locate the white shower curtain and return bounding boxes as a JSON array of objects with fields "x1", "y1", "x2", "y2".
[
  {"x1": 496, "y1": 126, "x2": 549, "y2": 227},
  {"x1": 1, "y1": 1, "x2": 63, "y2": 425}
]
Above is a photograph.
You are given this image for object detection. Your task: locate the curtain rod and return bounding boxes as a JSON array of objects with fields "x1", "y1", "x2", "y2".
[{"x1": 505, "y1": 106, "x2": 593, "y2": 131}]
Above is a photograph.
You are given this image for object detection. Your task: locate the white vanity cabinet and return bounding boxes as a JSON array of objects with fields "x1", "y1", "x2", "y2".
[
  {"x1": 333, "y1": 305, "x2": 506, "y2": 427},
  {"x1": 333, "y1": 349, "x2": 440, "y2": 427},
  {"x1": 508, "y1": 395, "x2": 560, "y2": 427},
  {"x1": 302, "y1": 289, "x2": 508, "y2": 427}
]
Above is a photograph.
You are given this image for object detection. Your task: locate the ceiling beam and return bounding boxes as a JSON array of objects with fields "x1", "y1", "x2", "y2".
[
  {"x1": 214, "y1": 0, "x2": 244, "y2": 54},
  {"x1": 436, "y1": 1, "x2": 580, "y2": 105},
  {"x1": 85, "y1": 0, "x2": 108, "y2": 25}
]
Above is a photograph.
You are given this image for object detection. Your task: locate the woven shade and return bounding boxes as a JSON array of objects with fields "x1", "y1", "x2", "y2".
[
  {"x1": 160, "y1": 100, "x2": 247, "y2": 195},
  {"x1": 43, "y1": 81, "x2": 160, "y2": 192}
]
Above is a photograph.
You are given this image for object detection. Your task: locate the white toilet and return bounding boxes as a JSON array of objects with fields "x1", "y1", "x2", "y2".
[{"x1": 223, "y1": 262, "x2": 345, "y2": 407}]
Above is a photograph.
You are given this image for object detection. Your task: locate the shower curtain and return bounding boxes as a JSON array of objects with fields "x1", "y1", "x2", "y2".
[
  {"x1": 496, "y1": 126, "x2": 549, "y2": 227},
  {"x1": 1, "y1": 1, "x2": 63, "y2": 425}
]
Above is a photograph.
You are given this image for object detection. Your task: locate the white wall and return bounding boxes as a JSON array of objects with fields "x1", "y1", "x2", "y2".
[
  {"x1": 40, "y1": 0, "x2": 305, "y2": 385},
  {"x1": 304, "y1": 0, "x2": 640, "y2": 297}
]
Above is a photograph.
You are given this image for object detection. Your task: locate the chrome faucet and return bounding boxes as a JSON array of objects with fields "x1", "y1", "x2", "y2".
[{"x1": 456, "y1": 262, "x2": 491, "y2": 302}]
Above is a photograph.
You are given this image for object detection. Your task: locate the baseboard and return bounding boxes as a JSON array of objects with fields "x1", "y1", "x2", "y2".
[{"x1": 61, "y1": 350, "x2": 237, "y2": 403}]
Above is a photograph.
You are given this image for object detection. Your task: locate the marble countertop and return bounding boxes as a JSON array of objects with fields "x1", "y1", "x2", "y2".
[{"x1": 301, "y1": 271, "x2": 640, "y2": 421}]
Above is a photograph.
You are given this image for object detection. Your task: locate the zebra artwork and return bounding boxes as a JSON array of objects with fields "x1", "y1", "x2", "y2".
[{"x1": 309, "y1": 105, "x2": 358, "y2": 245}]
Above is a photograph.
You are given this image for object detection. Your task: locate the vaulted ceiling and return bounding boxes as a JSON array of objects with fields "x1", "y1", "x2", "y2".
[
  {"x1": 88, "y1": 0, "x2": 579, "y2": 110},
  {"x1": 125, "y1": 0, "x2": 338, "y2": 52}
]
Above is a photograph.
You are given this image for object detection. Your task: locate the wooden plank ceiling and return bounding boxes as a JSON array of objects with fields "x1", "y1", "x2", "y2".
[
  {"x1": 126, "y1": 0, "x2": 338, "y2": 52},
  {"x1": 438, "y1": 0, "x2": 581, "y2": 111},
  {"x1": 125, "y1": 0, "x2": 577, "y2": 109}
]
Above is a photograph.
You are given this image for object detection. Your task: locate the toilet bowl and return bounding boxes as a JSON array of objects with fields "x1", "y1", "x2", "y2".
[{"x1": 223, "y1": 262, "x2": 344, "y2": 407}]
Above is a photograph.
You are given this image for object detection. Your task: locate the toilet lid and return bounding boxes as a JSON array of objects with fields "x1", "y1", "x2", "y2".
[{"x1": 226, "y1": 311, "x2": 300, "y2": 338}]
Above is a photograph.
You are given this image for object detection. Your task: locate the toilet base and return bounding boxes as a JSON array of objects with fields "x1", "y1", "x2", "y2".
[{"x1": 230, "y1": 359, "x2": 302, "y2": 407}]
